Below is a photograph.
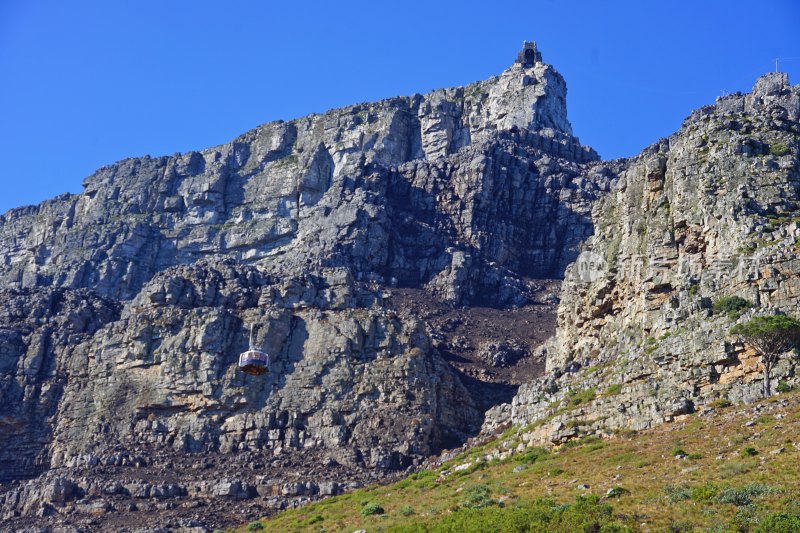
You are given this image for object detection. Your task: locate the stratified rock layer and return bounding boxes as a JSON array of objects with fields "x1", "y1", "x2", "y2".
[
  {"x1": 0, "y1": 49, "x2": 606, "y2": 530},
  {"x1": 488, "y1": 73, "x2": 800, "y2": 444},
  {"x1": 0, "y1": 60, "x2": 598, "y2": 305}
]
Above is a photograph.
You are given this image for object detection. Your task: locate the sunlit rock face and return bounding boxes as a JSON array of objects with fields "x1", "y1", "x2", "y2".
[
  {"x1": 0, "y1": 44, "x2": 609, "y2": 529},
  {"x1": 0, "y1": 48, "x2": 596, "y2": 305},
  {"x1": 486, "y1": 73, "x2": 800, "y2": 445}
]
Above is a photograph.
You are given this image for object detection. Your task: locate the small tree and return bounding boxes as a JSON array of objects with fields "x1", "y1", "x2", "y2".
[{"x1": 731, "y1": 314, "x2": 800, "y2": 397}]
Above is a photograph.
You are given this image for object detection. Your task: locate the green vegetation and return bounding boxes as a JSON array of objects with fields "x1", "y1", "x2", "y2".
[
  {"x1": 460, "y1": 484, "x2": 496, "y2": 509},
  {"x1": 738, "y1": 241, "x2": 759, "y2": 254},
  {"x1": 518, "y1": 446, "x2": 550, "y2": 464},
  {"x1": 273, "y1": 153, "x2": 299, "y2": 168},
  {"x1": 770, "y1": 142, "x2": 790, "y2": 156},
  {"x1": 765, "y1": 213, "x2": 800, "y2": 226},
  {"x1": 605, "y1": 383, "x2": 623, "y2": 396},
  {"x1": 567, "y1": 387, "x2": 596, "y2": 406},
  {"x1": 756, "y1": 510, "x2": 800, "y2": 532},
  {"x1": 742, "y1": 446, "x2": 759, "y2": 457},
  {"x1": 687, "y1": 284, "x2": 700, "y2": 298},
  {"x1": 642, "y1": 336, "x2": 659, "y2": 355},
  {"x1": 670, "y1": 447, "x2": 688, "y2": 457},
  {"x1": 246, "y1": 522, "x2": 264, "y2": 531},
  {"x1": 398, "y1": 505, "x2": 414, "y2": 516},
  {"x1": 777, "y1": 380, "x2": 794, "y2": 393},
  {"x1": 689, "y1": 482, "x2": 718, "y2": 502},
  {"x1": 393, "y1": 495, "x2": 629, "y2": 533},
  {"x1": 717, "y1": 483, "x2": 782, "y2": 506},
  {"x1": 731, "y1": 314, "x2": 800, "y2": 396},
  {"x1": 606, "y1": 486, "x2": 627, "y2": 498},
  {"x1": 360, "y1": 501, "x2": 385, "y2": 517},
  {"x1": 709, "y1": 398, "x2": 732, "y2": 409},
  {"x1": 246, "y1": 391, "x2": 800, "y2": 533},
  {"x1": 663, "y1": 484, "x2": 692, "y2": 502},
  {"x1": 664, "y1": 482, "x2": 781, "y2": 506},
  {"x1": 713, "y1": 296, "x2": 752, "y2": 319},
  {"x1": 719, "y1": 460, "x2": 756, "y2": 479}
]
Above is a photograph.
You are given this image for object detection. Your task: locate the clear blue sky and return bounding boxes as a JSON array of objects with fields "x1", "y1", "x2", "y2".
[{"x1": 1, "y1": 0, "x2": 798, "y2": 214}]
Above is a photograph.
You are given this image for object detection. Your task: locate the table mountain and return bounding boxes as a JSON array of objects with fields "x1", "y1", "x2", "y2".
[{"x1": 1, "y1": 43, "x2": 609, "y2": 530}]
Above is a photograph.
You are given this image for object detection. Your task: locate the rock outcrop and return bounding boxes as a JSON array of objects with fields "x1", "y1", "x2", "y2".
[
  {"x1": 5, "y1": 40, "x2": 797, "y2": 531},
  {"x1": 0, "y1": 264, "x2": 478, "y2": 529},
  {"x1": 0, "y1": 55, "x2": 600, "y2": 306},
  {"x1": 0, "y1": 44, "x2": 606, "y2": 530},
  {"x1": 488, "y1": 73, "x2": 800, "y2": 444}
]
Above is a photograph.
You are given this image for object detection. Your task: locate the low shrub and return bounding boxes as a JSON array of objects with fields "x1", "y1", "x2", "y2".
[
  {"x1": 361, "y1": 501, "x2": 385, "y2": 517},
  {"x1": 393, "y1": 477, "x2": 412, "y2": 489},
  {"x1": 741, "y1": 446, "x2": 758, "y2": 457},
  {"x1": 461, "y1": 484, "x2": 496, "y2": 509},
  {"x1": 412, "y1": 469, "x2": 435, "y2": 480},
  {"x1": 668, "y1": 520, "x2": 697, "y2": 532},
  {"x1": 770, "y1": 143, "x2": 790, "y2": 156},
  {"x1": 709, "y1": 398, "x2": 732, "y2": 409},
  {"x1": 671, "y1": 447, "x2": 688, "y2": 457},
  {"x1": 664, "y1": 485, "x2": 691, "y2": 502},
  {"x1": 712, "y1": 296, "x2": 752, "y2": 319},
  {"x1": 398, "y1": 505, "x2": 414, "y2": 516},
  {"x1": 518, "y1": 446, "x2": 550, "y2": 464},
  {"x1": 411, "y1": 469, "x2": 438, "y2": 489},
  {"x1": 643, "y1": 336, "x2": 658, "y2": 355},
  {"x1": 776, "y1": 380, "x2": 793, "y2": 393},
  {"x1": 563, "y1": 435, "x2": 603, "y2": 449},
  {"x1": 246, "y1": 522, "x2": 264, "y2": 531},
  {"x1": 569, "y1": 387, "x2": 597, "y2": 406},
  {"x1": 718, "y1": 460, "x2": 753, "y2": 479},
  {"x1": 394, "y1": 496, "x2": 629, "y2": 533},
  {"x1": 716, "y1": 483, "x2": 781, "y2": 506},
  {"x1": 606, "y1": 486, "x2": 627, "y2": 498},
  {"x1": 755, "y1": 511, "x2": 800, "y2": 532},
  {"x1": 690, "y1": 483, "x2": 718, "y2": 502}
]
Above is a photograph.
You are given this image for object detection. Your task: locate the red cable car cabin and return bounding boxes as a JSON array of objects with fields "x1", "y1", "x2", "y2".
[
  {"x1": 238, "y1": 349, "x2": 269, "y2": 375},
  {"x1": 238, "y1": 324, "x2": 269, "y2": 375}
]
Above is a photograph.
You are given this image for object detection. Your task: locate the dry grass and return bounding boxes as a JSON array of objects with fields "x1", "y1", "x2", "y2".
[{"x1": 236, "y1": 391, "x2": 800, "y2": 532}]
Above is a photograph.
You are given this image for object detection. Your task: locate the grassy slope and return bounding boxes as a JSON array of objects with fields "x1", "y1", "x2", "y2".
[{"x1": 239, "y1": 391, "x2": 800, "y2": 532}]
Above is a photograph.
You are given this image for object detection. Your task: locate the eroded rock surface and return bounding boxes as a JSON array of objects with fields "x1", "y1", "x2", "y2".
[
  {"x1": 487, "y1": 73, "x2": 800, "y2": 444},
  {"x1": 0, "y1": 46, "x2": 605, "y2": 531},
  {"x1": 7, "y1": 46, "x2": 796, "y2": 533},
  {"x1": 0, "y1": 56, "x2": 599, "y2": 306}
]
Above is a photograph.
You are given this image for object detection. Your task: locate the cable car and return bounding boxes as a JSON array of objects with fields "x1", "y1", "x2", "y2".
[{"x1": 238, "y1": 324, "x2": 269, "y2": 376}]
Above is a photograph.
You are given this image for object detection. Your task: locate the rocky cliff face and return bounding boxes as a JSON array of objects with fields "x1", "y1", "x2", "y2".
[
  {"x1": 0, "y1": 59, "x2": 597, "y2": 306},
  {"x1": 4, "y1": 42, "x2": 797, "y2": 531},
  {"x1": 488, "y1": 73, "x2": 800, "y2": 445},
  {"x1": 0, "y1": 47, "x2": 607, "y2": 530}
]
